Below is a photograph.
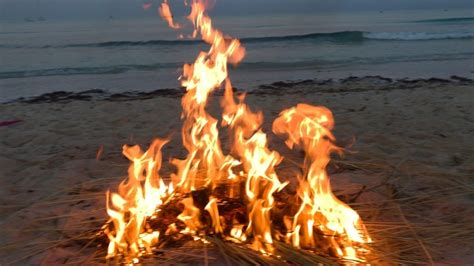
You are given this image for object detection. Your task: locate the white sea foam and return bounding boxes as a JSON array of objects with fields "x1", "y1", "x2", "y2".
[{"x1": 363, "y1": 31, "x2": 474, "y2": 41}]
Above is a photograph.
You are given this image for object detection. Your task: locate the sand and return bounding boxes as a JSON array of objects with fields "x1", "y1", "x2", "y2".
[{"x1": 0, "y1": 76, "x2": 473, "y2": 264}]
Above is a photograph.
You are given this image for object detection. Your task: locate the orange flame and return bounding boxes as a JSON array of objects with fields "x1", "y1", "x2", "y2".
[
  {"x1": 105, "y1": 0, "x2": 371, "y2": 263},
  {"x1": 142, "y1": 2, "x2": 153, "y2": 10},
  {"x1": 273, "y1": 104, "x2": 371, "y2": 261},
  {"x1": 158, "y1": 0, "x2": 181, "y2": 29},
  {"x1": 105, "y1": 139, "x2": 171, "y2": 259},
  {"x1": 171, "y1": 0, "x2": 244, "y2": 194},
  {"x1": 221, "y1": 80, "x2": 287, "y2": 253},
  {"x1": 205, "y1": 196, "x2": 224, "y2": 234}
]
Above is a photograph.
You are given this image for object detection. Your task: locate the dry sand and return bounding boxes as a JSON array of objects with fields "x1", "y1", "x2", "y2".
[{"x1": 0, "y1": 76, "x2": 473, "y2": 264}]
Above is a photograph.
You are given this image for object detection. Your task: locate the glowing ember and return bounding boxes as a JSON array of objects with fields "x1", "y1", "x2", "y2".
[{"x1": 103, "y1": 0, "x2": 371, "y2": 263}]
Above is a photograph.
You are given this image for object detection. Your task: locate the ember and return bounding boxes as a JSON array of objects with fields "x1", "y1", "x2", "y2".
[{"x1": 103, "y1": 0, "x2": 371, "y2": 263}]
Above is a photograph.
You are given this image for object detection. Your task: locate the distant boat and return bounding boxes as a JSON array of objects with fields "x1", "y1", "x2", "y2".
[
  {"x1": 24, "y1": 17, "x2": 36, "y2": 22},
  {"x1": 23, "y1": 16, "x2": 46, "y2": 22}
]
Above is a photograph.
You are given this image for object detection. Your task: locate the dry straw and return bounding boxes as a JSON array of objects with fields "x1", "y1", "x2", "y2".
[{"x1": 1, "y1": 157, "x2": 472, "y2": 265}]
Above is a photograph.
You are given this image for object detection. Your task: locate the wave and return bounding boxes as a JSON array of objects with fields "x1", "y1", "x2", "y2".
[
  {"x1": 0, "y1": 31, "x2": 365, "y2": 49},
  {"x1": 55, "y1": 31, "x2": 366, "y2": 48},
  {"x1": 2, "y1": 53, "x2": 472, "y2": 80},
  {"x1": 70, "y1": 31, "x2": 472, "y2": 46},
  {"x1": 2, "y1": 30, "x2": 473, "y2": 49},
  {"x1": 363, "y1": 31, "x2": 474, "y2": 41},
  {"x1": 66, "y1": 39, "x2": 202, "y2": 48},
  {"x1": 0, "y1": 63, "x2": 181, "y2": 79},
  {"x1": 414, "y1": 17, "x2": 474, "y2": 23}
]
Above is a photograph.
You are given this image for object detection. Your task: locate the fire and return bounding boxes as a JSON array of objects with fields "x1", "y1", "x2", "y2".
[
  {"x1": 158, "y1": 0, "x2": 181, "y2": 29},
  {"x1": 273, "y1": 104, "x2": 371, "y2": 260},
  {"x1": 103, "y1": 0, "x2": 371, "y2": 263},
  {"x1": 104, "y1": 139, "x2": 170, "y2": 260}
]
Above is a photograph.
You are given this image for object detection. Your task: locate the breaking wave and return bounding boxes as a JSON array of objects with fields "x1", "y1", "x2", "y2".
[
  {"x1": 2, "y1": 52, "x2": 472, "y2": 80},
  {"x1": 363, "y1": 31, "x2": 474, "y2": 41},
  {"x1": 60, "y1": 31, "x2": 474, "y2": 46},
  {"x1": 413, "y1": 17, "x2": 474, "y2": 23},
  {"x1": 2, "y1": 30, "x2": 473, "y2": 49}
]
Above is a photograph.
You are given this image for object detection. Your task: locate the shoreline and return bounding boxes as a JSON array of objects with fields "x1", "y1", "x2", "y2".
[{"x1": 3, "y1": 75, "x2": 473, "y2": 104}]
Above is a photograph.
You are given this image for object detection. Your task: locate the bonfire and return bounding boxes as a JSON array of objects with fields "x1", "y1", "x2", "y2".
[{"x1": 102, "y1": 0, "x2": 371, "y2": 264}]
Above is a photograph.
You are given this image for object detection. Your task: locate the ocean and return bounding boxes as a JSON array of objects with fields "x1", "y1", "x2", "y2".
[{"x1": 0, "y1": 9, "x2": 473, "y2": 101}]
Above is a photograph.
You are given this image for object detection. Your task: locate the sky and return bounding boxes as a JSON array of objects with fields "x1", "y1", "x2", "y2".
[{"x1": 0, "y1": 0, "x2": 472, "y2": 20}]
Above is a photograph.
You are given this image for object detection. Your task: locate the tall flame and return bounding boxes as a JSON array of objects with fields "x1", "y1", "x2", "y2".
[
  {"x1": 222, "y1": 80, "x2": 287, "y2": 253},
  {"x1": 104, "y1": 0, "x2": 371, "y2": 263},
  {"x1": 105, "y1": 139, "x2": 170, "y2": 260},
  {"x1": 171, "y1": 0, "x2": 245, "y2": 193},
  {"x1": 273, "y1": 104, "x2": 371, "y2": 260}
]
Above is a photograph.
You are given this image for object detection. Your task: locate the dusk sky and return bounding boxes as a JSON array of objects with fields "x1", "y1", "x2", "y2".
[{"x1": 1, "y1": 0, "x2": 473, "y2": 20}]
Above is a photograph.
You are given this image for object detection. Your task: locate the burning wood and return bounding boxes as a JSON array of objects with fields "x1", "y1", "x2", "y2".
[{"x1": 102, "y1": 0, "x2": 371, "y2": 263}]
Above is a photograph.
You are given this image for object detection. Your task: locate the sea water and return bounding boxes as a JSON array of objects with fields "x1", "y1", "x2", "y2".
[{"x1": 0, "y1": 9, "x2": 473, "y2": 101}]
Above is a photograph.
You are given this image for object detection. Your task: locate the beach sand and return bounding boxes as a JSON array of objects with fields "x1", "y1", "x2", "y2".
[{"x1": 1, "y1": 76, "x2": 473, "y2": 264}]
